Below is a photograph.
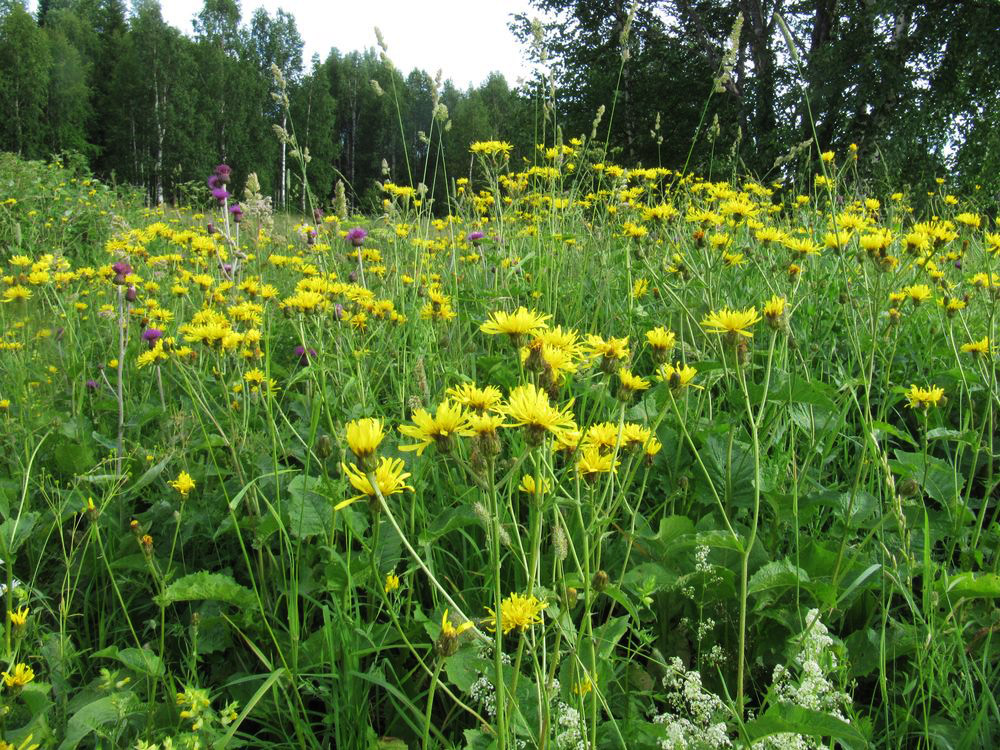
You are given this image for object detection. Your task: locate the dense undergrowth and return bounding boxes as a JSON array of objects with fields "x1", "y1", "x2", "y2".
[{"x1": 0, "y1": 138, "x2": 998, "y2": 750}]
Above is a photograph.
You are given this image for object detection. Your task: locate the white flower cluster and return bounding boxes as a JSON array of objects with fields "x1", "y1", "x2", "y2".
[
  {"x1": 752, "y1": 609, "x2": 852, "y2": 750},
  {"x1": 652, "y1": 610, "x2": 851, "y2": 750},
  {"x1": 652, "y1": 658, "x2": 732, "y2": 750},
  {"x1": 468, "y1": 647, "x2": 513, "y2": 720},
  {"x1": 554, "y1": 701, "x2": 586, "y2": 750}
]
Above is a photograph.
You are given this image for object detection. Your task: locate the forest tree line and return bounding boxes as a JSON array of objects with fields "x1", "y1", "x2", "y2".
[{"x1": 2, "y1": 0, "x2": 998, "y2": 212}]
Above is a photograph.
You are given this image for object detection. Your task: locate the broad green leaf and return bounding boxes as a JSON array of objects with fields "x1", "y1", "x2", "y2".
[
  {"x1": 418, "y1": 504, "x2": 481, "y2": 546},
  {"x1": 945, "y1": 572, "x2": 1000, "y2": 599},
  {"x1": 58, "y1": 696, "x2": 129, "y2": 750},
  {"x1": 743, "y1": 703, "x2": 868, "y2": 747},
  {"x1": 155, "y1": 571, "x2": 255, "y2": 609},
  {"x1": 593, "y1": 615, "x2": 629, "y2": 661},
  {"x1": 891, "y1": 450, "x2": 962, "y2": 505},
  {"x1": 0, "y1": 512, "x2": 37, "y2": 558},
  {"x1": 285, "y1": 474, "x2": 331, "y2": 539},
  {"x1": 748, "y1": 559, "x2": 809, "y2": 596}
]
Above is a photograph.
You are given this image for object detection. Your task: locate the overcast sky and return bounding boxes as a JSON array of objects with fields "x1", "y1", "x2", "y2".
[{"x1": 159, "y1": 0, "x2": 541, "y2": 89}]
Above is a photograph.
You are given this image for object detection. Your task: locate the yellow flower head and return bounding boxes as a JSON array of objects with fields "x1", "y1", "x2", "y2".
[
  {"x1": 446, "y1": 383, "x2": 504, "y2": 413},
  {"x1": 960, "y1": 337, "x2": 992, "y2": 358},
  {"x1": 618, "y1": 367, "x2": 650, "y2": 398},
  {"x1": 398, "y1": 401, "x2": 473, "y2": 455},
  {"x1": 905, "y1": 384, "x2": 944, "y2": 410},
  {"x1": 575, "y1": 444, "x2": 620, "y2": 480},
  {"x1": 480, "y1": 306, "x2": 551, "y2": 341},
  {"x1": 336, "y1": 457, "x2": 414, "y2": 511},
  {"x1": 8, "y1": 606, "x2": 29, "y2": 628},
  {"x1": 519, "y1": 474, "x2": 552, "y2": 496},
  {"x1": 903, "y1": 284, "x2": 932, "y2": 305},
  {"x1": 440, "y1": 609, "x2": 474, "y2": 639},
  {"x1": 763, "y1": 295, "x2": 786, "y2": 327},
  {"x1": 2, "y1": 663, "x2": 35, "y2": 689},
  {"x1": 501, "y1": 383, "x2": 577, "y2": 442},
  {"x1": 657, "y1": 361, "x2": 700, "y2": 390},
  {"x1": 384, "y1": 572, "x2": 400, "y2": 594},
  {"x1": 645, "y1": 326, "x2": 677, "y2": 358},
  {"x1": 169, "y1": 471, "x2": 196, "y2": 498},
  {"x1": 484, "y1": 593, "x2": 547, "y2": 635},
  {"x1": 701, "y1": 307, "x2": 761, "y2": 338},
  {"x1": 345, "y1": 418, "x2": 385, "y2": 463}
]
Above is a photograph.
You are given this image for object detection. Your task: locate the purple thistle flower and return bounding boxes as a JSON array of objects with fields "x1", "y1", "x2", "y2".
[
  {"x1": 142, "y1": 328, "x2": 163, "y2": 347},
  {"x1": 334, "y1": 303, "x2": 344, "y2": 321},
  {"x1": 125, "y1": 285, "x2": 138, "y2": 302},
  {"x1": 111, "y1": 261, "x2": 133, "y2": 284},
  {"x1": 229, "y1": 203, "x2": 243, "y2": 223},
  {"x1": 211, "y1": 187, "x2": 230, "y2": 203},
  {"x1": 467, "y1": 231, "x2": 485, "y2": 243},
  {"x1": 345, "y1": 227, "x2": 367, "y2": 247},
  {"x1": 294, "y1": 345, "x2": 317, "y2": 365},
  {"x1": 207, "y1": 174, "x2": 222, "y2": 190},
  {"x1": 86, "y1": 378, "x2": 98, "y2": 391},
  {"x1": 214, "y1": 164, "x2": 232, "y2": 184}
]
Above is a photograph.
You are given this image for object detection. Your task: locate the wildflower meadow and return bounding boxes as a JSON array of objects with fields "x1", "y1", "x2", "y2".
[{"x1": 2, "y1": 3, "x2": 1000, "y2": 750}]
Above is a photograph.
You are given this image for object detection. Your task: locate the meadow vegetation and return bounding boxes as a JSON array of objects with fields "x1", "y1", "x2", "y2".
[{"x1": 1, "y1": 9, "x2": 1000, "y2": 747}]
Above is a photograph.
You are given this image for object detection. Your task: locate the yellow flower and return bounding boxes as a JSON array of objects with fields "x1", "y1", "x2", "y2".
[
  {"x1": 618, "y1": 367, "x2": 650, "y2": 398},
  {"x1": 701, "y1": 307, "x2": 761, "y2": 338},
  {"x1": 2, "y1": 663, "x2": 35, "y2": 689},
  {"x1": 169, "y1": 470, "x2": 196, "y2": 497},
  {"x1": 960, "y1": 337, "x2": 991, "y2": 358},
  {"x1": 3, "y1": 285, "x2": 31, "y2": 303},
  {"x1": 518, "y1": 474, "x2": 552, "y2": 495},
  {"x1": 645, "y1": 326, "x2": 676, "y2": 359},
  {"x1": 8, "y1": 606, "x2": 29, "y2": 628},
  {"x1": 470, "y1": 140, "x2": 513, "y2": 158},
  {"x1": 584, "y1": 334, "x2": 630, "y2": 366},
  {"x1": 480, "y1": 307, "x2": 551, "y2": 340},
  {"x1": 572, "y1": 675, "x2": 594, "y2": 696},
  {"x1": 905, "y1": 384, "x2": 944, "y2": 409},
  {"x1": 440, "y1": 609, "x2": 474, "y2": 639},
  {"x1": 656, "y1": 362, "x2": 699, "y2": 390},
  {"x1": 575, "y1": 445, "x2": 620, "y2": 480},
  {"x1": 384, "y1": 572, "x2": 400, "y2": 593},
  {"x1": 336, "y1": 457, "x2": 414, "y2": 511},
  {"x1": 446, "y1": 383, "x2": 503, "y2": 412},
  {"x1": 763, "y1": 295, "x2": 786, "y2": 327},
  {"x1": 345, "y1": 418, "x2": 385, "y2": 463},
  {"x1": 903, "y1": 284, "x2": 932, "y2": 305},
  {"x1": 501, "y1": 383, "x2": 577, "y2": 441},
  {"x1": 0, "y1": 733, "x2": 40, "y2": 750},
  {"x1": 484, "y1": 593, "x2": 547, "y2": 634},
  {"x1": 398, "y1": 401, "x2": 472, "y2": 455}
]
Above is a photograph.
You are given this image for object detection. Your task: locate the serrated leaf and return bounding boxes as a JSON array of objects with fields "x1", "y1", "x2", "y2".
[
  {"x1": 945, "y1": 572, "x2": 1000, "y2": 599},
  {"x1": 116, "y1": 647, "x2": 164, "y2": 677},
  {"x1": 748, "y1": 559, "x2": 809, "y2": 596},
  {"x1": 418, "y1": 504, "x2": 481, "y2": 546},
  {"x1": 154, "y1": 571, "x2": 255, "y2": 609},
  {"x1": 285, "y1": 474, "x2": 330, "y2": 539}
]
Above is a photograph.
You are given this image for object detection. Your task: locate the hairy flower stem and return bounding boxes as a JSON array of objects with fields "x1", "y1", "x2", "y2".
[
  {"x1": 115, "y1": 286, "x2": 127, "y2": 477},
  {"x1": 422, "y1": 660, "x2": 443, "y2": 750},
  {"x1": 574, "y1": 480, "x2": 599, "y2": 750},
  {"x1": 486, "y1": 458, "x2": 508, "y2": 750},
  {"x1": 734, "y1": 345, "x2": 766, "y2": 716}
]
